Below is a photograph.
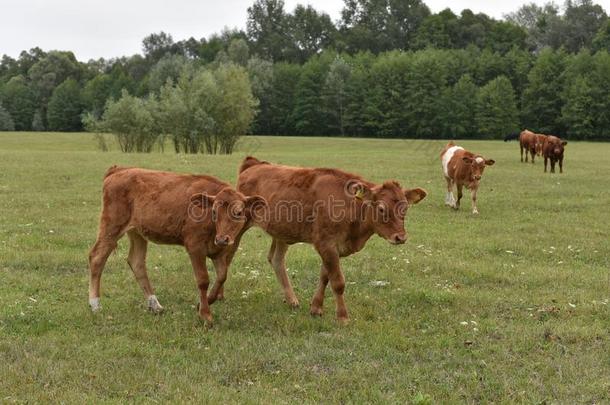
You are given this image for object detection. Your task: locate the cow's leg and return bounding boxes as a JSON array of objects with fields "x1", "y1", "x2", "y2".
[
  {"x1": 268, "y1": 239, "x2": 299, "y2": 307},
  {"x1": 187, "y1": 248, "x2": 212, "y2": 324},
  {"x1": 126, "y1": 231, "x2": 162, "y2": 313},
  {"x1": 531, "y1": 149, "x2": 535, "y2": 164},
  {"x1": 310, "y1": 264, "x2": 329, "y2": 316},
  {"x1": 456, "y1": 184, "x2": 463, "y2": 209},
  {"x1": 551, "y1": 159, "x2": 556, "y2": 173},
  {"x1": 444, "y1": 177, "x2": 456, "y2": 208},
  {"x1": 471, "y1": 187, "x2": 479, "y2": 215},
  {"x1": 88, "y1": 222, "x2": 124, "y2": 312},
  {"x1": 524, "y1": 145, "x2": 528, "y2": 162},
  {"x1": 315, "y1": 244, "x2": 347, "y2": 322},
  {"x1": 208, "y1": 254, "x2": 230, "y2": 305},
  {"x1": 559, "y1": 157, "x2": 563, "y2": 174},
  {"x1": 520, "y1": 143, "x2": 523, "y2": 162},
  {"x1": 544, "y1": 157, "x2": 548, "y2": 173}
]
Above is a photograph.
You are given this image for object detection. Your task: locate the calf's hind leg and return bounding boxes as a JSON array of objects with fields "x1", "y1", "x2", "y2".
[
  {"x1": 444, "y1": 177, "x2": 456, "y2": 208},
  {"x1": 268, "y1": 239, "x2": 299, "y2": 308},
  {"x1": 315, "y1": 244, "x2": 348, "y2": 322},
  {"x1": 127, "y1": 231, "x2": 163, "y2": 313},
  {"x1": 88, "y1": 227, "x2": 122, "y2": 312}
]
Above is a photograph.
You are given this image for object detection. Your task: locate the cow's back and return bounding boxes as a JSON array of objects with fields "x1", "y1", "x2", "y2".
[
  {"x1": 238, "y1": 162, "x2": 368, "y2": 243},
  {"x1": 441, "y1": 145, "x2": 464, "y2": 179}
]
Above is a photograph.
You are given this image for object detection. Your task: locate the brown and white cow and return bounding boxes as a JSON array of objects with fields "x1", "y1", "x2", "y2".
[
  {"x1": 88, "y1": 166, "x2": 266, "y2": 325},
  {"x1": 441, "y1": 142, "x2": 495, "y2": 215},
  {"x1": 519, "y1": 129, "x2": 538, "y2": 163},
  {"x1": 236, "y1": 157, "x2": 427, "y2": 322},
  {"x1": 543, "y1": 135, "x2": 567, "y2": 173}
]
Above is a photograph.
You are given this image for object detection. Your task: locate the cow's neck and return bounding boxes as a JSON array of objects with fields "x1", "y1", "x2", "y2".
[{"x1": 343, "y1": 203, "x2": 376, "y2": 255}]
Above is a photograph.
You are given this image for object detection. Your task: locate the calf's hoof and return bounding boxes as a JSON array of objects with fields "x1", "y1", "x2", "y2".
[
  {"x1": 284, "y1": 297, "x2": 300, "y2": 309},
  {"x1": 89, "y1": 297, "x2": 102, "y2": 312},
  {"x1": 336, "y1": 316, "x2": 350, "y2": 325},
  {"x1": 199, "y1": 312, "x2": 213, "y2": 327},
  {"x1": 310, "y1": 305, "x2": 323, "y2": 317},
  {"x1": 147, "y1": 295, "x2": 164, "y2": 314},
  {"x1": 472, "y1": 209, "x2": 479, "y2": 215}
]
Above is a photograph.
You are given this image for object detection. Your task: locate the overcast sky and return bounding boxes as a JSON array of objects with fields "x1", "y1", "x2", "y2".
[{"x1": 1, "y1": 0, "x2": 609, "y2": 61}]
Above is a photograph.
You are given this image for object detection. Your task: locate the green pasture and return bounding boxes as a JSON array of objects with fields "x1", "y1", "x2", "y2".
[{"x1": 0, "y1": 132, "x2": 608, "y2": 403}]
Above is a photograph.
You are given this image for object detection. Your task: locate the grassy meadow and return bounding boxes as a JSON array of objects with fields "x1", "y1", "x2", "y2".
[{"x1": 0, "y1": 132, "x2": 609, "y2": 403}]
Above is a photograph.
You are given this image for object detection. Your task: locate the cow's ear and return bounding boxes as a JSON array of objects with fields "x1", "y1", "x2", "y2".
[
  {"x1": 561, "y1": 141, "x2": 567, "y2": 146},
  {"x1": 404, "y1": 188, "x2": 427, "y2": 205},
  {"x1": 190, "y1": 193, "x2": 215, "y2": 208},
  {"x1": 245, "y1": 195, "x2": 267, "y2": 215},
  {"x1": 485, "y1": 159, "x2": 495, "y2": 166},
  {"x1": 462, "y1": 157, "x2": 473, "y2": 164},
  {"x1": 346, "y1": 181, "x2": 372, "y2": 200}
]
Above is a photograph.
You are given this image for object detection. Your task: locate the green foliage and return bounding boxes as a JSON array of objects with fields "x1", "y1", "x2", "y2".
[
  {"x1": 476, "y1": 76, "x2": 519, "y2": 138},
  {"x1": 292, "y1": 57, "x2": 329, "y2": 135},
  {"x1": 441, "y1": 74, "x2": 478, "y2": 138},
  {"x1": 521, "y1": 48, "x2": 566, "y2": 134},
  {"x1": 31, "y1": 110, "x2": 45, "y2": 131},
  {"x1": 561, "y1": 76, "x2": 595, "y2": 139},
  {"x1": 0, "y1": 102, "x2": 15, "y2": 131},
  {"x1": 47, "y1": 79, "x2": 84, "y2": 132},
  {"x1": 0, "y1": 75, "x2": 36, "y2": 130},
  {"x1": 147, "y1": 54, "x2": 189, "y2": 93},
  {"x1": 324, "y1": 56, "x2": 352, "y2": 136},
  {"x1": 91, "y1": 89, "x2": 159, "y2": 152}
]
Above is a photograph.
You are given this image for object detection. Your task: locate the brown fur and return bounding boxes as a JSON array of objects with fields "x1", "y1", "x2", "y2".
[
  {"x1": 88, "y1": 167, "x2": 265, "y2": 325},
  {"x1": 519, "y1": 129, "x2": 538, "y2": 163},
  {"x1": 440, "y1": 142, "x2": 495, "y2": 215},
  {"x1": 542, "y1": 135, "x2": 567, "y2": 173},
  {"x1": 237, "y1": 157, "x2": 427, "y2": 322}
]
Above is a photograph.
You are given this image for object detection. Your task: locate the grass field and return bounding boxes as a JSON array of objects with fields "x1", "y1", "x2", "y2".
[{"x1": 1, "y1": 132, "x2": 609, "y2": 403}]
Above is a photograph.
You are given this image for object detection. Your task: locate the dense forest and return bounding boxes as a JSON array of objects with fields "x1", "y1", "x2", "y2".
[{"x1": 1, "y1": 0, "x2": 610, "y2": 142}]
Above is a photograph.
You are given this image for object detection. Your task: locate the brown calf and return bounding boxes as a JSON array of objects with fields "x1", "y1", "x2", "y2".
[
  {"x1": 88, "y1": 166, "x2": 265, "y2": 324},
  {"x1": 519, "y1": 129, "x2": 537, "y2": 163},
  {"x1": 236, "y1": 157, "x2": 427, "y2": 322},
  {"x1": 441, "y1": 142, "x2": 495, "y2": 215},
  {"x1": 543, "y1": 136, "x2": 567, "y2": 173},
  {"x1": 535, "y1": 133, "x2": 548, "y2": 157}
]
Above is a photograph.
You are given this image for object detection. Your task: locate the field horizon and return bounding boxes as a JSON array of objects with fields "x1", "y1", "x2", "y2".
[{"x1": 1, "y1": 132, "x2": 608, "y2": 403}]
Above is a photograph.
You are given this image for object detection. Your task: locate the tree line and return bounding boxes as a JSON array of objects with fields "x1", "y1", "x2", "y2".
[{"x1": 1, "y1": 0, "x2": 610, "y2": 145}]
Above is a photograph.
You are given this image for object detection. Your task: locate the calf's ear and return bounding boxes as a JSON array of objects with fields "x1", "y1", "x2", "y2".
[
  {"x1": 485, "y1": 159, "x2": 495, "y2": 166},
  {"x1": 245, "y1": 195, "x2": 268, "y2": 218},
  {"x1": 346, "y1": 181, "x2": 372, "y2": 200},
  {"x1": 561, "y1": 141, "x2": 567, "y2": 146},
  {"x1": 404, "y1": 188, "x2": 427, "y2": 205},
  {"x1": 462, "y1": 157, "x2": 473, "y2": 164},
  {"x1": 190, "y1": 193, "x2": 215, "y2": 208}
]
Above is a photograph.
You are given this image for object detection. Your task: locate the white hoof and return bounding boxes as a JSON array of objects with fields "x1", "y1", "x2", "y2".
[
  {"x1": 147, "y1": 295, "x2": 164, "y2": 313},
  {"x1": 89, "y1": 297, "x2": 101, "y2": 312},
  {"x1": 472, "y1": 209, "x2": 479, "y2": 215}
]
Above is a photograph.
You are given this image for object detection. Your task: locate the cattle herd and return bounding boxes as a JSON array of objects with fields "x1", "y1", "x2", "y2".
[{"x1": 88, "y1": 134, "x2": 567, "y2": 325}]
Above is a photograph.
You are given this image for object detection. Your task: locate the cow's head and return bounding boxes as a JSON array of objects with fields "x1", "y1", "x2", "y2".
[
  {"x1": 462, "y1": 156, "x2": 495, "y2": 183},
  {"x1": 190, "y1": 187, "x2": 267, "y2": 246},
  {"x1": 552, "y1": 140, "x2": 567, "y2": 157},
  {"x1": 350, "y1": 181, "x2": 427, "y2": 245}
]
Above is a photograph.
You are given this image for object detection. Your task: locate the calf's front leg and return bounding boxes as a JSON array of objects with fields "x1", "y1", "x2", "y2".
[
  {"x1": 208, "y1": 255, "x2": 230, "y2": 305},
  {"x1": 187, "y1": 248, "x2": 213, "y2": 325},
  {"x1": 471, "y1": 187, "x2": 479, "y2": 215},
  {"x1": 315, "y1": 243, "x2": 348, "y2": 322},
  {"x1": 310, "y1": 264, "x2": 329, "y2": 316}
]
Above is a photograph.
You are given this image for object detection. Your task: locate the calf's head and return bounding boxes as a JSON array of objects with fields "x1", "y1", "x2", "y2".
[
  {"x1": 462, "y1": 156, "x2": 495, "y2": 182},
  {"x1": 551, "y1": 140, "x2": 567, "y2": 158},
  {"x1": 350, "y1": 181, "x2": 427, "y2": 245},
  {"x1": 190, "y1": 187, "x2": 267, "y2": 246}
]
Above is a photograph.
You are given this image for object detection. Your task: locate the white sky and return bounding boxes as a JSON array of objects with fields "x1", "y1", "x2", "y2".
[{"x1": 1, "y1": 0, "x2": 609, "y2": 61}]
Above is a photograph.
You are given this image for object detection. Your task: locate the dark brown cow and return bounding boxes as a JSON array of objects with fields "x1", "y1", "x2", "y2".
[
  {"x1": 236, "y1": 157, "x2": 427, "y2": 322},
  {"x1": 543, "y1": 136, "x2": 567, "y2": 173},
  {"x1": 519, "y1": 129, "x2": 537, "y2": 163},
  {"x1": 88, "y1": 166, "x2": 266, "y2": 325},
  {"x1": 441, "y1": 142, "x2": 495, "y2": 215}
]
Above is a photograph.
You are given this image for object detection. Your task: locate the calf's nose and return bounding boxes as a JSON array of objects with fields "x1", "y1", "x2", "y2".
[
  {"x1": 215, "y1": 235, "x2": 231, "y2": 246},
  {"x1": 391, "y1": 233, "x2": 407, "y2": 244},
  {"x1": 474, "y1": 175, "x2": 482, "y2": 180}
]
